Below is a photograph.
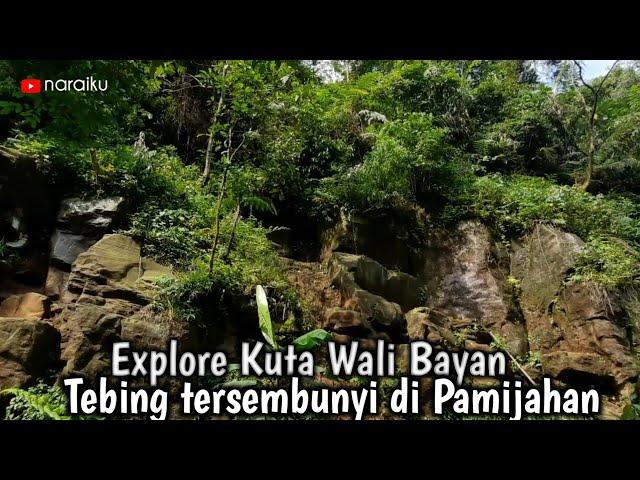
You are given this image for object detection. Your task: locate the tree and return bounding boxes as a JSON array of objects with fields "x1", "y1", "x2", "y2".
[
  {"x1": 572, "y1": 60, "x2": 620, "y2": 190},
  {"x1": 208, "y1": 126, "x2": 246, "y2": 274},
  {"x1": 202, "y1": 63, "x2": 229, "y2": 184}
]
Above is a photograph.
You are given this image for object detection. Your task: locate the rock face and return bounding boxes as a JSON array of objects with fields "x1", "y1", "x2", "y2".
[
  {"x1": 421, "y1": 220, "x2": 529, "y2": 357},
  {"x1": 405, "y1": 307, "x2": 458, "y2": 346},
  {"x1": 511, "y1": 224, "x2": 583, "y2": 312},
  {"x1": 0, "y1": 292, "x2": 50, "y2": 320},
  {"x1": 328, "y1": 252, "x2": 422, "y2": 311},
  {"x1": 321, "y1": 207, "x2": 427, "y2": 275},
  {"x1": 120, "y1": 306, "x2": 191, "y2": 352},
  {"x1": 46, "y1": 196, "x2": 125, "y2": 298},
  {"x1": 0, "y1": 318, "x2": 60, "y2": 389},
  {"x1": 56, "y1": 234, "x2": 171, "y2": 379},
  {"x1": 511, "y1": 224, "x2": 638, "y2": 391},
  {"x1": 327, "y1": 253, "x2": 407, "y2": 340},
  {"x1": 0, "y1": 149, "x2": 57, "y2": 289},
  {"x1": 49, "y1": 231, "x2": 96, "y2": 270},
  {"x1": 56, "y1": 197, "x2": 125, "y2": 234},
  {"x1": 323, "y1": 220, "x2": 528, "y2": 354},
  {"x1": 322, "y1": 213, "x2": 639, "y2": 395}
]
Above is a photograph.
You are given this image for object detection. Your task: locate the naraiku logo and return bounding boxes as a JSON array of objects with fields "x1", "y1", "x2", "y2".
[{"x1": 20, "y1": 76, "x2": 108, "y2": 94}]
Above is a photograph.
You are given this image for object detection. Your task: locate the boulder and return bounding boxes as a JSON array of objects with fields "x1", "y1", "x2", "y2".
[
  {"x1": 58, "y1": 303, "x2": 123, "y2": 379},
  {"x1": 324, "y1": 307, "x2": 373, "y2": 337},
  {"x1": 49, "y1": 230, "x2": 96, "y2": 269},
  {"x1": 350, "y1": 289, "x2": 405, "y2": 339},
  {"x1": 49, "y1": 196, "x2": 125, "y2": 271},
  {"x1": 0, "y1": 292, "x2": 50, "y2": 320},
  {"x1": 0, "y1": 317, "x2": 60, "y2": 389},
  {"x1": 405, "y1": 307, "x2": 457, "y2": 346},
  {"x1": 329, "y1": 252, "x2": 422, "y2": 311},
  {"x1": 63, "y1": 234, "x2": 170, "y2": 304},
  {"x1": 57, "y1": 197, "x2": 125, "y2": 234},
  {"x1": 44, "y1": 266, "x2": 69, "y2": 299},
  {"x1": 321, "y1": 206, "x2": 427, "y2": 275},
  {"x1": 57, "y1": 234, "x2": 172, "y2": 379},
  {"x1": 511, "y1": 224, "x2": 638, "y2": 391},
  {"x1": 385, "y1": 271, "x2": 423, "y2": 312},
  {"x1": 511, "y1": 223, "x2": 583, "y2": 313},
  {"x1": 121, "y1": 305, "x2": 192, "y2": 351}
]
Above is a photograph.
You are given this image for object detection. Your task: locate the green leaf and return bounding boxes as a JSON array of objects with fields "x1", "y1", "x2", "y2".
[
  {"x1": 621, "y1": 403, "x2": 639, "y2": 420},
  {"x1": 256, "y1": 284, "x2": 278, "y2": 350},
  {"x1": 227, "y1": 363, "x2": 241, "y2": 373},
  {"x1": 0, "y1": 101, "x2": 15, "y2": 115},
  {"x1": 1, "y1": 388, "x2": 71, "y2": 420},
  {"x1": 221, "y1": 379, "x2": 259, "y2": 389},
  {"x1": 292, "y1": 329, "x2": 331, "y2": 351}
]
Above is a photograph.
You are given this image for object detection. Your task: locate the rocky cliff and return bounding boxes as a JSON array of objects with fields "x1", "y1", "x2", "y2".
[
  {"x1": 1, "y1": 153, "x2": 639, "y2": 419},
  {"x1": 306, "y1": 208, "x2": 640, "y2": 417}
]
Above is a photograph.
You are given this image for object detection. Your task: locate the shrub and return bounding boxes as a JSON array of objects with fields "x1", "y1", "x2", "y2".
[
  {"x1": 570, "y1": 237, "x2": 639, "y2": 290},
  {"x1": 471, "y1": 174, "x2": 640, "y2": 289},
  {"x1": 2, "y1": 382, "x2": 70, "y2": 420},
  {"x1": 153, "y1": 217, "x2": 299, "y2": 327},
  {"x1": 315, "y1": 113, "x2": 472, "y2": 215},
  {"x1": 472, "y1": 174, "x2": 640, "y2": 244}
]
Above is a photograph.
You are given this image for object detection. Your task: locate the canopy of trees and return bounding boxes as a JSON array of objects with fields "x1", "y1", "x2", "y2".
[{"x1": 2, "y1": 59, "x2": 640, "y2": 320}]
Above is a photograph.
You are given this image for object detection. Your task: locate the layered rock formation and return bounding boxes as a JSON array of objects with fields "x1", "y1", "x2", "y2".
[
  {"x1": 56, "y1": 234, "x2": 173, "y2": 379},
  {"x1": 319, "y1": 212, "x2": 639, "y2": 398},
  {"x1": 46, "y1": 196, "x2": 125, "y2": 298},
  {"x1": 511, "y1": 224, "x2": 637, "y2": 392}
]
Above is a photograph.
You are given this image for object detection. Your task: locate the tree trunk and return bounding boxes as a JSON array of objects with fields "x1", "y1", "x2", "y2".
[
  {"x1": 202, "y1": 129, "x2": 215, "y2": 184},
  {"x1": 208, "y1": 125, "x2": 245, "y2": 274},
  {"x1": 208, "y1": 164, "x2": 230, "y2": 274},
  {"x1": 572, "y1": 60, "x2": 619, "y2": 192},
  {"x1": 202, "y1": 64, "x2": 228, "y2": 185},
  {"x1": 90, "y1": 149, "x2": 101, "y2": 189},
  {"x1": 223, "y1": 203, "x2": 241, "y2": 263},
  {"x1": 580, "y1": 136, "x2": 595, "y2": 191}
]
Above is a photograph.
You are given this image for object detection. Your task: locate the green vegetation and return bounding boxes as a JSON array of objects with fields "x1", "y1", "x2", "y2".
[
  {"x1": 3, "y1": 59, "x2": 640, "y2": 322},
  {"x1": 2, "y1": 383, "x2": 71, "y2": 420},
  {"x1": 256, "y1": 284, "x2": 331, "y2": 352},
  {"x1": 622, "y1": 393, "x2": 640, "y2": 420},
  {"x1": 572, "y1": 237, "x2": 640, "y2": 289},
  {"x1": 1, "y1": 383, "x2": 105, "y2": 420}
]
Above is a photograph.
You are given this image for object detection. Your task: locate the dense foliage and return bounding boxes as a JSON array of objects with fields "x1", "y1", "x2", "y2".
[{"x1": 2, "y1": 59, "x2": 640, "y2": 323}]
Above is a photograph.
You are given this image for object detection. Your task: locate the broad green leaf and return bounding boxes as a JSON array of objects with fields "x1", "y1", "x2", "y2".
[
  {"x1": 256, "y1": 285, "x2": 278, "y2": 350},
  {"x1": 221, "y1": 379, "x2": 259, "y2": 389},
  {"x1": 227, "y1": 363, "x2": 241, "y2": 373},
  {"x1": 293, "y1": 329, "x2": 331, "y2": 352}
]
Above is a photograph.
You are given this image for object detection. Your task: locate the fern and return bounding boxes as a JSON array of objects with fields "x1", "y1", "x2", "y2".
[{"x1": 1, "y1": 385, "x2": 71, "y2": 420}]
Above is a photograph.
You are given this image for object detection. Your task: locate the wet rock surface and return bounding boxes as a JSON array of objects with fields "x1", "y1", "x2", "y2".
[
  {"x1": 420, "y1": 220, "x2": 529, "y2": 357},
  {"x1": 511, "y1": 224, "x2": 638, "y2": 391}
]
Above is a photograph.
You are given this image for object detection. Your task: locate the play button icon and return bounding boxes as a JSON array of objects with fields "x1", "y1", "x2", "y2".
[{"x1": 21, "y1": 79, "x2": 41, "y2": 94}]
